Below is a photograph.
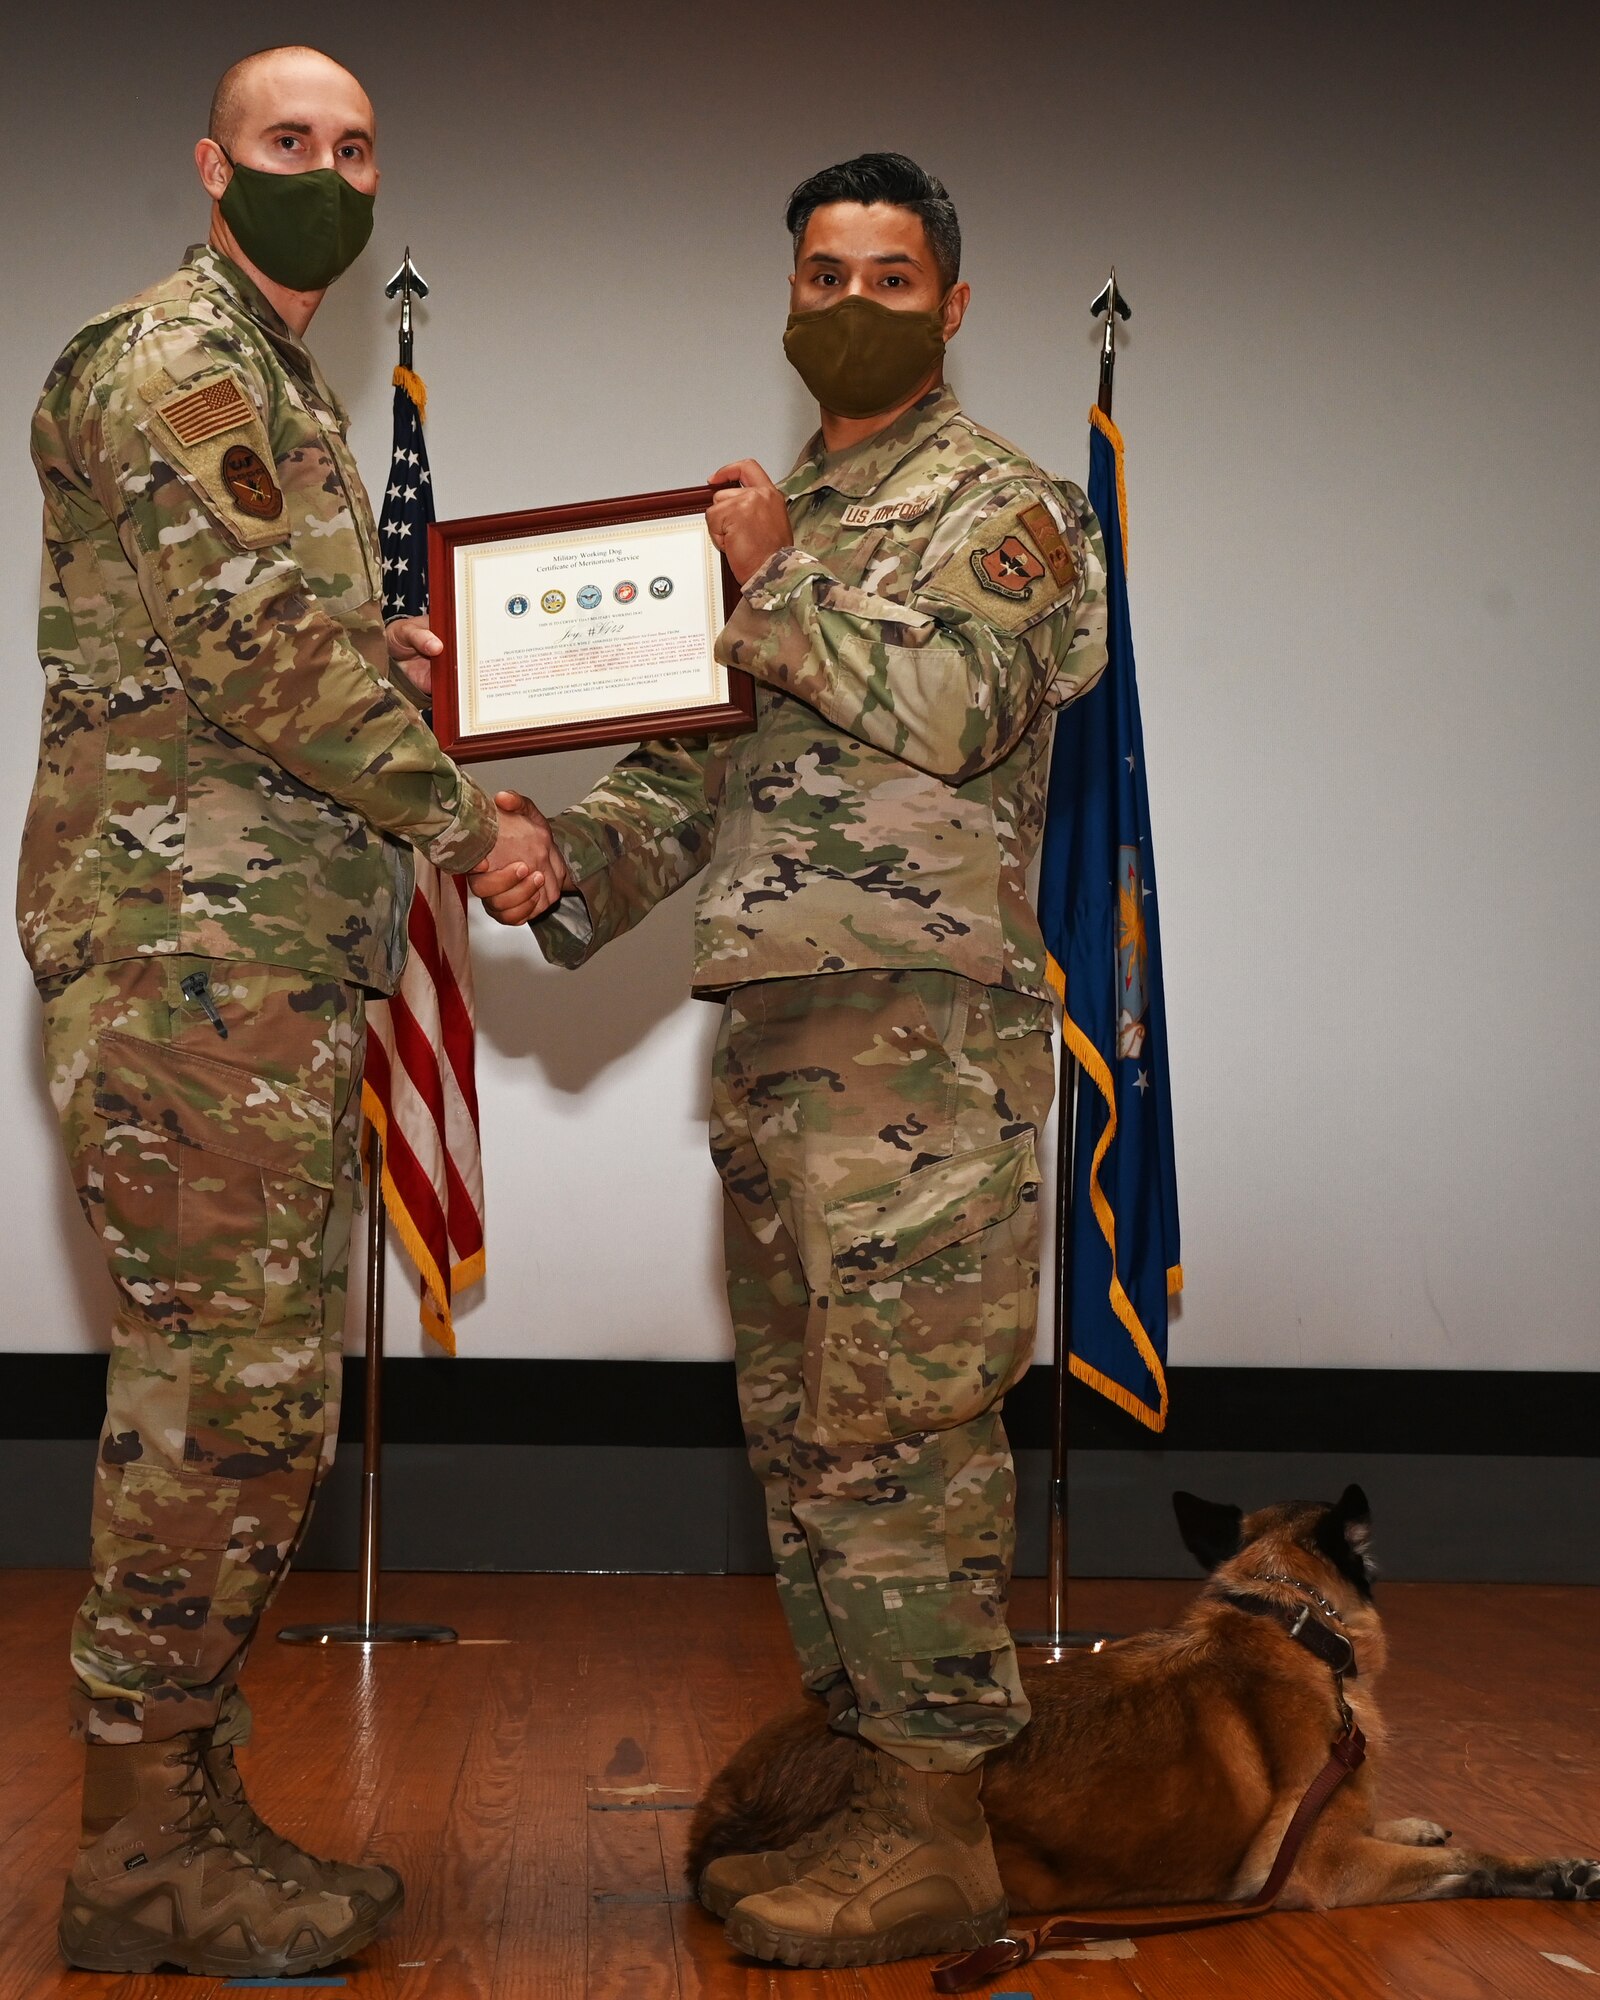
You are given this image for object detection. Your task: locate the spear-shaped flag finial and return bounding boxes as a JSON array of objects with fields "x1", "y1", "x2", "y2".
[
  {"x1": 378, "y1": 247, "x2": 435, "y2": 619},
  {"x1": 1090, "y1": 268, "x2": 1132, "y2": 419},
  {"x1": 385, "y1": 247, "x2": 431, "y2": 372}
]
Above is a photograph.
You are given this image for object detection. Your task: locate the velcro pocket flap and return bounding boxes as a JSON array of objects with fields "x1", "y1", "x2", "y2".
[
  {"x1": 108, "y1": 1461, "x2": 241, "y2": 1551},
  {"x1": 824, "y1": 1134, "x2": 1040, "y2": 1294},
  {"x1": 881, "y1": 1578, "x2": 1003, "y2": 1661},
  {"x1": 96, "y1": 1030, "x2": 334, "y2": 1189}
]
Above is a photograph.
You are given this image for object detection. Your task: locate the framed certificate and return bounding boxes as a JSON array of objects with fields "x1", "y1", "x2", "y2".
[{"x1": 429, "y1": 485, "x2": 755, "y2": 761}]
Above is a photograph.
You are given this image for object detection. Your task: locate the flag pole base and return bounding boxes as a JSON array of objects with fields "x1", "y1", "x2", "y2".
[
  {"x1": 1013, "y1": 1632, "x2": 1120, "y2": 1657},
  {"x1": 276, "y1": 1128, "x2": 457, "y2": 1652},
  {"x1": 277, "y1": 1621, "x2": 457, "y2": 1647}
]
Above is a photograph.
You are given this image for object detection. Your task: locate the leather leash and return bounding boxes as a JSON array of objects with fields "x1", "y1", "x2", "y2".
[{"x1": 932, "y1": 1590, "x2": 1368, "y2": 1994}]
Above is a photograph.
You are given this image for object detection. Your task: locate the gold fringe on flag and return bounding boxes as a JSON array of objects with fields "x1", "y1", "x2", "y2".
[
  {"x1": 1049, "y1": 950, "x2": 1173, "y2": 1432},
  {"x1": 1088, "y1": 404, "x2": 1129, "y2": 566},
  {"x1": 393, "y1": 364, "x2": 427, "y2": 425},
  {"x1": 360, "y1": 1081, "x2": 485, "y2": 1355}
]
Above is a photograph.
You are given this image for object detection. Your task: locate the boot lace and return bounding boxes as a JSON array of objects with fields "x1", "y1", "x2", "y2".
[
  {"x1": 207, "y1": 1741, "x2": 279, "y2": 1843},
  {"x1": 160, "y1": 1739, "x2": 303, "y2": 1893},
  {"x1": 813, "y1": 1770, "x2": 911, "y2": 1887}
]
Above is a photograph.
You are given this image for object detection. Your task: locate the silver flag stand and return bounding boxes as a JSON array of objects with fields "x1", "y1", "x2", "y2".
[
  {"x1": 279, "y1": 1124, "x2": 457, "y2": 1649},
  {"x1": 1015, "y1": 271, "x2": 1132, "y2": 1660},
  {"x1": 280, "y1": 246, "x2": 453, "y2": 1648}
]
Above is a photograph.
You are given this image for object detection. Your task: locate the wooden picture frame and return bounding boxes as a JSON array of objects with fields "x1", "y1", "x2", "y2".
[{"x1": 429, "y1": 484, "x2": 754, "y2": 762}]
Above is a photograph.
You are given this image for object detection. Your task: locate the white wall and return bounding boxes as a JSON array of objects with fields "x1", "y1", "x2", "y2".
[{"x1": 2, "y1": 1, "x2": 1595, "y2": 1370}]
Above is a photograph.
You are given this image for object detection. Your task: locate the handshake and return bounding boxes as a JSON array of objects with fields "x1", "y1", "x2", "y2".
[
  {"x1": 383, "y1": 626, "x2": 570, "y2": 926},
  {"x1": 471, "y1": 790, "x2": 570, "y2": 925}
]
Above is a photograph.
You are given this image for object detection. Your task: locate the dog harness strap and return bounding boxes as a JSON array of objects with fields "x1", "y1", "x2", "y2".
[{"x1": 930, "y1": 1723, "x2": 1368, "y2": 1994}]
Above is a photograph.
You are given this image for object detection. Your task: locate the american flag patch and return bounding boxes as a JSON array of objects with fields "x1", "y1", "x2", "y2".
[{"x1": 159, "y1": 376, "x2": 256, "y2": 447}]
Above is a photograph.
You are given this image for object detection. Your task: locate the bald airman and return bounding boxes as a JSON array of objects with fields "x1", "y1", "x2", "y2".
[{"x1": 25, "y1": 43, "x2": 547, "y2": 1978}]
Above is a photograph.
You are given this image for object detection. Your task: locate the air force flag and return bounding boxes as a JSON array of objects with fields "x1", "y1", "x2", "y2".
[{"x1": 1037, "y1": 408, "x2": 1181, "y2": 1430}]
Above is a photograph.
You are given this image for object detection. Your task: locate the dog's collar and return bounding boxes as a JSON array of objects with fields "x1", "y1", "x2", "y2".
[
  {"x1": 1254, "y1": 1572, "x2": 1345, "y2": 1625},
  {"x1": 1217, "y1": 1589, "x2": 1359, "y2": 1679}
]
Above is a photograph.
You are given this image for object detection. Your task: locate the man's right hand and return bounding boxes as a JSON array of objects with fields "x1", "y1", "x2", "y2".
[{"x1": 469, "y1": 790, "x2": 571, "y2": 924}]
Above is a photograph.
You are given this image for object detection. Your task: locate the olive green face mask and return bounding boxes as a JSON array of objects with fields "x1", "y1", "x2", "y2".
[
  {"x1": 219, "y1": 155, "x2": 375, "y2": 293},
  {"x1": 783, "y1": 294, "x2": 947, "y2": 420}
]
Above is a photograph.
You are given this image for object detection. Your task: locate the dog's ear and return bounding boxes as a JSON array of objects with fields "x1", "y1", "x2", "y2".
[
  {"x1": 1172, "y1": 1491, "x2": 1245, "y2": 1572},
  {"x1": 1313, "y1": 1483, "x2": 1376, "y2": 1598}
]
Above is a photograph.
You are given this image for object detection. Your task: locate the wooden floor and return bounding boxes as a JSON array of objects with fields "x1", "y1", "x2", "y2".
[{"x1": 0, "y1": 1569, "x2": 1596, "y2": 1999}]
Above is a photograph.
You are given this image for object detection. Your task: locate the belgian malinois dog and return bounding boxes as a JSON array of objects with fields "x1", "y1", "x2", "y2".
[{"x1": 691, "y1": 1486, "x2": 1599, "y2": 1915}]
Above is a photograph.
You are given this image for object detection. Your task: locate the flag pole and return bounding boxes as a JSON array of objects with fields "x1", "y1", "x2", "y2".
[
  {"x1": 387, "y1": 244, "x2": 428, "y2": 373},
  {"x1": 1017, "y1": 269, "x2": 1130, "y2": 1661},
  {"x1": 279, "y1": 250, "x2": 454, "y2": 1650},
  {"x1": 1092, "y1": 267, "x2": 1131, "y2": 420}
]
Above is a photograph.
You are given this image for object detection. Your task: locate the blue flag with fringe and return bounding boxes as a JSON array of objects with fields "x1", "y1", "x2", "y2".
[{"x1": 1037, "y1": 407, "x2": 1181, "y2": 1431}]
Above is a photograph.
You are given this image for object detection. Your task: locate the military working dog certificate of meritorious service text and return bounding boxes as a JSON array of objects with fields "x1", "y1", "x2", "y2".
[{"x1": 430, "y1": 485, "x2": 753, "y2": 761}]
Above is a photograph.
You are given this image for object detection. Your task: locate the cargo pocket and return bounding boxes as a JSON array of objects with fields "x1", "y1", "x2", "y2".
[
  {"x1": 94, "y1": 1030, "x2": 335, "y2": 1337},
  {"x1": 879, "y1": 1577, "x2": 1015, "y2": 1722},
  {"x1": 98, "y1": 1460, "x2": 244, "y2": 1673},
  {"x1": 808, "y1": 1134, "x2": 1042, "y2": 1445},
  {"x1": 882, "y1": 1577, "x2": 1005, "y2": 1658},
  {"x1": 108, "y1": 1460, "x2": 241, "y2": 1551}
]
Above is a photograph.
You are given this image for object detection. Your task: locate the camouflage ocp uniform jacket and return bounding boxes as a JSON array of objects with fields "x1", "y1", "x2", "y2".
[
  {"x1": 535, "y1": 384, "x2": 1108, "y2": 1000},
  {"x1": 20, "y1": 244, "x2": 496, "y2": 997}
]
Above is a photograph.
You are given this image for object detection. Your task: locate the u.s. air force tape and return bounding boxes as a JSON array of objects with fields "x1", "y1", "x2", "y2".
[{"x1": 839, "y1": 493, "x2": 936, "y2": 529}]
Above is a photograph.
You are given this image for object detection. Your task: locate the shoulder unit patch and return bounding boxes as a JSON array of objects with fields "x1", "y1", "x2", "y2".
[
  {"x1": 220, "y1": 444, "x2": 283, "y2": 520},
  {"x1": 971, "y1": 533, "x2": 1047, "y2": 602}
]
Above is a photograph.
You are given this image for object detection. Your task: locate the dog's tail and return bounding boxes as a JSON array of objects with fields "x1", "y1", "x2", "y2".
[{"x1": 686, "y1": 1705, "x2": 859, "y2": 1883}]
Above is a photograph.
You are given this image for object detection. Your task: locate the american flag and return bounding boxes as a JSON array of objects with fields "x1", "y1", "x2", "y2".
[{"x1": 363, "y1": 364, "x2": 486, "y2": 1351}]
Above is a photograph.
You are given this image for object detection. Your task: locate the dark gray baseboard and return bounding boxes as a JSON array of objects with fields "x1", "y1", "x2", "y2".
[{"x1": 3, "y1": 1440, "x2": 1594, "y2": 1584}]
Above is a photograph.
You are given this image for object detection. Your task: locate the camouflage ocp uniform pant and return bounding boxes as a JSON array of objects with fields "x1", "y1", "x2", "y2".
[
  {"x1": 711, "y1": 968, "x2": 1053, "y2": 1774},
  {"x1": 40, "y1": 955, "x2": 365, "y2": 1744}
]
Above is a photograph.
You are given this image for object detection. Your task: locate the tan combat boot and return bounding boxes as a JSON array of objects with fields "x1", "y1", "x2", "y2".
[
  {"x1": 59, "y1": 1732, "x2": 392, "y2": 1976},
  {"x1": 202, "y1": 1730, "x2": 403, "y2": 1918},
  {"x1": 698, "y1": 1685, "x2": 870, "y2": 1919},
  {"x1": 699, "y1": 1807, "x2": 862, "y2": 1921},
  {"x1": 724, "y1": 1750, "x2": 1007, "y2": 1968}
]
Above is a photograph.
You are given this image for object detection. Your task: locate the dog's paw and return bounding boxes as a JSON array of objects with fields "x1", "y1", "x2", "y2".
[
  {"x1": 1552, "y1": 1856, "x2": 1600, "y2": 1904},
  {"x1": 1542, "y1": 1859, "x2": 1600, "y2": 1901},
  {"x1": 1376, "y1": 1818, "x2": 1453, "y2": 1847}
]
